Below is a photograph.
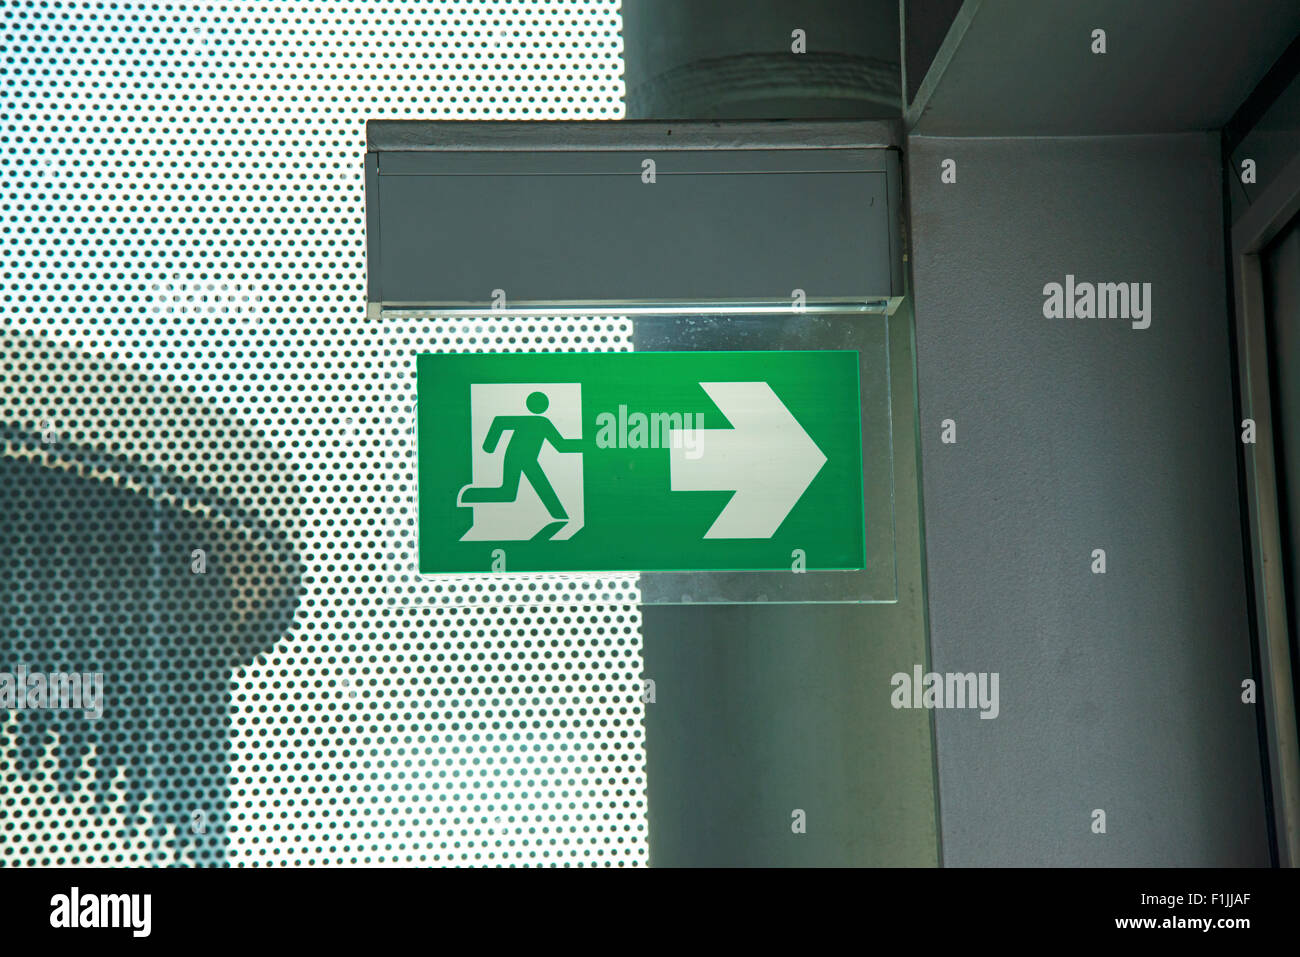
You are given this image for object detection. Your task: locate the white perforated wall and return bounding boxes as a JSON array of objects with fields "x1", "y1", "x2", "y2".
[{"x1": 0, "y1": 0, "x2": 646, "y2": 867}]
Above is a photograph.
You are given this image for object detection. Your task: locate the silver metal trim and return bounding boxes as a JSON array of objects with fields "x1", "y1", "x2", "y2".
[
  {"x1": 366, "y1": 119, "x2": 902, "y2": 152},
  {"x1": 375, "y1": 298, "x2": 897, "y2": 317},
  {"x1": 1232, "y1": 158, "x2": 1300, "y2": 867}
]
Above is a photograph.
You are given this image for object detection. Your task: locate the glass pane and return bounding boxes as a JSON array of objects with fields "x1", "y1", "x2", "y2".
[{"x1": 382, "y1": 305, "x2": 897, "y2": 605}]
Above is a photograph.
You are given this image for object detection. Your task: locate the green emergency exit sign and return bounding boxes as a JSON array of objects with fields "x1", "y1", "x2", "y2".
[{"x1": 417, "y1": 351, "x2": 865, "y2": 574}]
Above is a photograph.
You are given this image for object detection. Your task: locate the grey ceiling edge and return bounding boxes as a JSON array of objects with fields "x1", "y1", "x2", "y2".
[
  {"x1": 903, "y1": 0, "x2": 983, "y2": 132},
  {"x1": 366, "y1": 119, "x2": 902, "y2": 152}
]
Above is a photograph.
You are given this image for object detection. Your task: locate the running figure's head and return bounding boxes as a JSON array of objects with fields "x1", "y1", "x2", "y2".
[{"x1": 526, "y1": 391, "x2": 549, "y2": 414}]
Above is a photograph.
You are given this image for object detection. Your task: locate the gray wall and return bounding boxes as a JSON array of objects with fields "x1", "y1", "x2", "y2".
[
  {"x1": 908, "y1": 133, "x2": 1271, "y2": 865},
  {"x1": 911, "y1": 0, "x2": 1300, "y2": 136}
]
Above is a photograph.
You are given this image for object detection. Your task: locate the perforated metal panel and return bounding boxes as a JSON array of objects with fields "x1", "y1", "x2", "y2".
[{"x1": 1, "y1": 0, "x2": 645, "y2": 867}]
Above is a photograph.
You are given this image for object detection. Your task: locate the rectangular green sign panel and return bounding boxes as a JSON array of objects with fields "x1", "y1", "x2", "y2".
[{"x1": 417, "y1": 351, "x2": 865, "y2": 574}]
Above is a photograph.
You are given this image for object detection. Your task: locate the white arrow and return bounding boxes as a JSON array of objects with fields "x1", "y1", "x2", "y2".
[{"x1": 668, "y1": 381, "x2": 827, "y2": 539}]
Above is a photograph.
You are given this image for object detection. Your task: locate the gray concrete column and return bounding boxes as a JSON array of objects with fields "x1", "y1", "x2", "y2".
[
  {"x1": 621, "y1": 1, "x2": 937, "y2": 866},
  {"x1": 621, "y1": 0, "x2": 900, "y2": 119}
]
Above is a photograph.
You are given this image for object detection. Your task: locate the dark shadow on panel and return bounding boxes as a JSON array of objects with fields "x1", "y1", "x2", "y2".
[{"x1": 1, "y1": 335, "x2": 303, "y2": 866}]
